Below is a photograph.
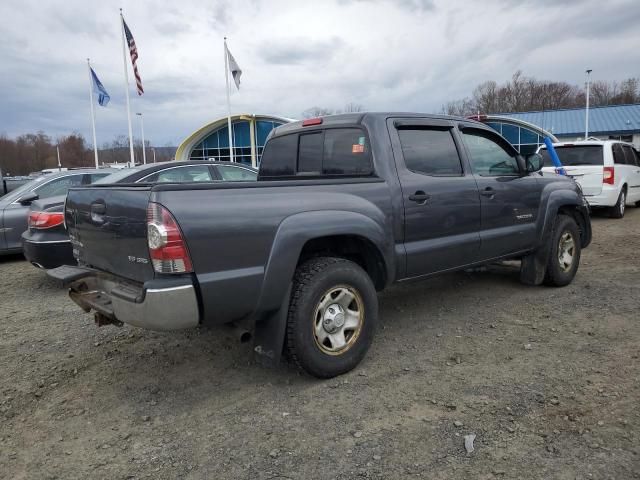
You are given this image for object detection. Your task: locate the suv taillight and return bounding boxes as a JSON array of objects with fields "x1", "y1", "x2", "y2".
[
  {"x1": 146, "y1": 203, "x2": 193, "y2": 274},
  {"x1": 28, "y1": 211, "x2": 64, "y2": 229},
  {"x1": 603, "y1": 166, "x2": 615, "y2": 185}
]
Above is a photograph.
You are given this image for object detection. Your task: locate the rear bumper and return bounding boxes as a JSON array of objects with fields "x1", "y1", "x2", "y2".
[
  {"x1": 47, "y1": 265, "x2": 200, "y2": 331},
  {"x1": 584, "y1": 186, "x2": 618, "y2": 207},
  {"x1": 22, "y1": 237, "x2": 74, "y2": 270}
]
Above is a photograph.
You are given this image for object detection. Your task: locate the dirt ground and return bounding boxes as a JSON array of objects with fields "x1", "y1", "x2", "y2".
[{"x1": 1, "y1": 210, "x2": 639, "y2": 480}]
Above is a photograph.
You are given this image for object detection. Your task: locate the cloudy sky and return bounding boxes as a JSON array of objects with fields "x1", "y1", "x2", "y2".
[{"x1": 1, "y1": 0, "x2": 638, "y2": 146}]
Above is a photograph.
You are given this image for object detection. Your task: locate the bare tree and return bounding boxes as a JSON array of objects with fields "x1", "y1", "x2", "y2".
[
  {"x1": 302, "y1": 106, "x2": 336, "y2": 118},
  {"x1": 343, "y1": 102, "x2": 364, "y2": 113}
]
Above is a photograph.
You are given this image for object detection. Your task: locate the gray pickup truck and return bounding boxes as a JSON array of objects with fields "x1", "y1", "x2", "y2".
[{"x1": 50, "y1": 113, "x2": 592, "y2": 378}]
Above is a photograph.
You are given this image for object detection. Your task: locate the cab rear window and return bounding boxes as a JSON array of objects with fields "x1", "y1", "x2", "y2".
[
  {"x1": 259, "y1": 128, "x2": 373, "y2": 179},
  {"x1": 540, "y1": 145, "x2": 603, "y2": 167}
]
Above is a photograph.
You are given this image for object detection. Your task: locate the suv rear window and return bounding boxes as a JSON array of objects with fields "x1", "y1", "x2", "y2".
[
  {"x1": 540, "y1": 145, "x2": 603, "y2": 167},
  {"x1": 259, "y1": 128, "x2": 373, "y2": 179}
]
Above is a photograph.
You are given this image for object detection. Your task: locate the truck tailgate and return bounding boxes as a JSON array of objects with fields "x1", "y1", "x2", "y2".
[{"x1": 65, "y1": 186, "x2": 154, "y2": 283}]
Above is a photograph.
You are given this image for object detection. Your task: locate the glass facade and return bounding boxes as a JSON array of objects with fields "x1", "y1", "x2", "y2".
[
  {"x1": 485, "y1": 121, "x2": 544, "y2": 155},
  {"x1": 189, "y1": 119, "x2": 284, "y2": 166}
]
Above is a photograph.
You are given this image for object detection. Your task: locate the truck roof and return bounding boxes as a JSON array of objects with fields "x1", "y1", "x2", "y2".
[{"x1": 274, "y1": 112, "x2": 482, "y2": 136}]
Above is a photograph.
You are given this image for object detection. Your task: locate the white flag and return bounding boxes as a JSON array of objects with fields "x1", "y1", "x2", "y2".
[{"x1": 226, "y1": 45, "x2": 242, "y2": 90}]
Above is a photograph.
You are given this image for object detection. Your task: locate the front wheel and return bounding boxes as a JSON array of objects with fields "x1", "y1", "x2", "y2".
[
  {"x1": 544, "y1": 215, "x2": 581, "y2": 287},
  {"x1": 286, "y1": 257, "x2": 378, "y2": 378},
  {"x1": 609, "y1": 189, "x2": 626, "y2": 219}
]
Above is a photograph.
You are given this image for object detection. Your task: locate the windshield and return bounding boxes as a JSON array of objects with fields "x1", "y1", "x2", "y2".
[{"x1": 540, "y1": 145, "x2": 603, "y2": 167}]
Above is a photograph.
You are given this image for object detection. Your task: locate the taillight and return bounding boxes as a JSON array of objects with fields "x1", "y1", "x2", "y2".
[
  {"x1": 146, "y1": 203, "x2": 192, "y2": 274},
  {"x1": 603, "y1": 166, "x2": 615, "y2": 185},
  {"x1": 28, "y1": 211, "x2": 64, "y2": 229}
]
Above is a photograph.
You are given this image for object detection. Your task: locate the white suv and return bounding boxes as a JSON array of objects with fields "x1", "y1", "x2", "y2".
[{"x1": 539, "y1": 140, "x2": 640, "y2": 218}]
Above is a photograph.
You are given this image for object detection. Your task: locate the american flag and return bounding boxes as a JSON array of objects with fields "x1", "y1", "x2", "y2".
[{"x1": 122, "y1": 18, "x2": 144, "y2": 95}]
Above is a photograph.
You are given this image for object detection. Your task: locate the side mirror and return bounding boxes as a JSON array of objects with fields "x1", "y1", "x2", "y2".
[
  {"x1": 525, "y1": 153, "x2": 544, "y2": 173},
  {"x1": 17, "y1": 192, "x2": 39, "y2": 206}
]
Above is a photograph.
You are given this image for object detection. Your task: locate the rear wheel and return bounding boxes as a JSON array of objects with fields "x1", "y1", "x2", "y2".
[
  {"x1": 609, "y1": 188, "x2": 626, "y2": 219},
  {"x1": 286, "y1": 257, "x2": 378, "y2": 378},
  {"x1": 544, "y1": 215, "x2": 581, "y2": 287}
]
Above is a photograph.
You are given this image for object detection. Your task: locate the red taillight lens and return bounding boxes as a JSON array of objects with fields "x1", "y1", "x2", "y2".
[
  {"x1": 302, "y1": 117, "x2": 323, "y2": 127},
  {"x1": 146, "y1": 203, "x2": 192, "y2": 274},
  {"x1": 603, "y1": 166, "x2": 615, "y2": 185},
  {"x1": 28, "y1": 211, "x2": 64, "y2": 229}
]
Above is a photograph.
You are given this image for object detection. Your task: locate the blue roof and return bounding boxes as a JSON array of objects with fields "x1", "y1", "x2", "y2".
[{"x1": 497, "y1": 103, "x2": 640, "y2": 137}]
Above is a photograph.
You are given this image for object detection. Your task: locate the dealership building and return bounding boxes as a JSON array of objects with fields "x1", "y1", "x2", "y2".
[
  {"x1": 483, "y1": 103, "x2": 640, "y2": 152},
  {"x1": 175, "y1": 105, "x2": 640, "y2": 168},
  {"x1": 175, "y1": 114, "x2": 292, "y2": 168}
]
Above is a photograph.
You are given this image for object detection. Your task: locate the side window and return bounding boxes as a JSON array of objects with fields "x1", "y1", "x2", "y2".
[
  {"x1": 259, "y1": 134, "x2": 297, "y2": 178},
  {"x1": 298, "y1": 132, "x2": 323, "y2": 174},
  {"x1": 216, "y1": 165, "x2": 257, "y2": 181},
  {"x1": 322, "y1": 129, "x2": 372, "y2": 175},
  {"x1": 635, "y1": 149, "x2": 640, "y2": 167},
  {"x1": 89, "y1": 173, "x2": 110, "y2": 183},
  {"x1": 397, "y1": 128, "x2": 462, "y2": 176},
  {"x1": 461, "y1": 129, "x2": 520, "y2": 176},
  {"x1": 622, "y1": 145, "x2": 637, "y2": 166},
  {"x1": 34, "y1": 174, "x2": 84, "y2": 199},
  {"x1": 153, "y1": 166, "x2": 213, "y2": 183},
  {"x1": 612, "y1": 144, "x2": 627, "y2": 165}
]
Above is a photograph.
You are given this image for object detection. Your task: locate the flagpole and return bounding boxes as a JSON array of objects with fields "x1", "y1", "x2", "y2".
[
  {"x1": 87, "y1": 59, "x2": 100, "y2": 168},
  {"x1": 120, "y1": 9, "x2": 135, "y2": 166},
  {"x1": 224, "y1": 37, "x2": 234, "y2": 163}
]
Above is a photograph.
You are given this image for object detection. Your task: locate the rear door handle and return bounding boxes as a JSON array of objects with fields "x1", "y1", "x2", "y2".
[
  {"x1": 408, "y1": 191, "x2": 431, "y2": 204},
  {"x1": 480, "y1": 187, "x2": 496, "y2": 198}
]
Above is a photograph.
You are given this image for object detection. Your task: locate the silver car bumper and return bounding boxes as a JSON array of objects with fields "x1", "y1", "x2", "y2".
[{"x1": 48, "y1": 266, "x2": 199, "y2": 331}]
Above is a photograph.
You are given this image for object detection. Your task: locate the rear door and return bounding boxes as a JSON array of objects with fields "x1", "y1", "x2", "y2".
[
  {"x1": 459, "y1": 127, "x2": 542, "y2": 260},
  {"x1": 622, "y1": 145, "x2": 640, "y2": 202},
  {"x1": 540, "y1": 145, "x2": 604, "y2": 196},
  {"x1": 389, "y1": 118, "x2": 481, "y2": 277}
]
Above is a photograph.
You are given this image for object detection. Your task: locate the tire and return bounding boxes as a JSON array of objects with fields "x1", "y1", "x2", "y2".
[
  {"x1": 286, "y1": 257, "x2": 378, "y2": 378},
  {"x1": 543, "y1": 215, "x2": 581, "y2": 287},
  {"x1": 635, "y1": 200, "x2": 640, "y2": 208},
  {"x1": 609, "y1": 188, "x2": 626, "y2": 219}
]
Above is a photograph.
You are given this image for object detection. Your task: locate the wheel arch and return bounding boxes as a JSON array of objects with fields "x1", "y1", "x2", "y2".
[{"x1": 254, "y1": 210, "x2": 394, "y2": 316}]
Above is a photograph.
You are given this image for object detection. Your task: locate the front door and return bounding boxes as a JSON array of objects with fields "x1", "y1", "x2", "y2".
[
  {"x1": 459, "y1": 127, "x2": 543, "y2": 260},
  {"x1": 389, "y1": 118, "x2": 481, "y2": 277}
]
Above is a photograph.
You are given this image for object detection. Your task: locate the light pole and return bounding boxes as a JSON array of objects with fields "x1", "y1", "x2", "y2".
[
  {"x1": 136, "y1": 112, "x2": 147, "y2": 165},
  {"x1": 585, "y1": 69, "x2": 592, "y2": 139},
  {"x1": 151, "y1": 147, "x2": 156, "y2": 163}
]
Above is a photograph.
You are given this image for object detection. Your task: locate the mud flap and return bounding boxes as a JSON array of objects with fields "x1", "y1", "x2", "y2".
[
  {"x1": 520, "y1": 243, "x2": 550, "y2": 286},
  {"x1": 252, "y1": 284, "x2": 291, "y2": 368}
]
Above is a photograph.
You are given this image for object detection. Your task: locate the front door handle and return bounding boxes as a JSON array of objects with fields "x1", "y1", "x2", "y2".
[
  {"x1": 408, "y1": 191, "x2": 431, "y2": 204},
  {"x1": 480, "y1": 187, "x2": 496, "y2": 198}
]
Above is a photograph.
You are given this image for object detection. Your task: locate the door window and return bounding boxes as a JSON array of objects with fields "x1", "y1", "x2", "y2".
[
  {"x1": 216, "y1": 165, "x2": 257, "y2": 181},
  {"x1": 462, "y1": 129, "x2": 520, "y2": 176},
  {"x1": 612, "y1": 144, "x2": 627, "y2": 165},
  {"x1": 397, "y1": 128, "x2": 462, "y2": 176},
  {"x1": 33, "y1": 174, "x2": 85, "y2": 199},
  {"x1": 622, "y1": 145, "x2": 637, "y2": 166}
]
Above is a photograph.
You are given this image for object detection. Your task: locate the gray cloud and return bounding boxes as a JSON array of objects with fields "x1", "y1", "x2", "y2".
[
  {"x1": 260, "y1": 37, "x2": 345, "y2": 65},
  {"x1": 0, "y1": 0, "x2": 637, "y2": 147}
]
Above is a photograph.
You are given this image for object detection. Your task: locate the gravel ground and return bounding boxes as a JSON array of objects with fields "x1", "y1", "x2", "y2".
[{"x1": 1, "y1": 210, "x2": 639, "y2": 480}]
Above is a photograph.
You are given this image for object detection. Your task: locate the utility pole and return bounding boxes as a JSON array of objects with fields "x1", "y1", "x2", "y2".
[
  {"x1": 136, "y1": 112, "x2": 147, "y2": 164},
  {"x1": 56, "y1": 145, "x2": 62, "y2": 171},
  {"x1": 585, "y1": 69, "x2": 592, "y2": 139}
]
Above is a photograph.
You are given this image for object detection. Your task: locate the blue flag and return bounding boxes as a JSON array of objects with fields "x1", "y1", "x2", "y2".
[{"x1": 90, "y1": 67, "x2": 110, "y2": 107}]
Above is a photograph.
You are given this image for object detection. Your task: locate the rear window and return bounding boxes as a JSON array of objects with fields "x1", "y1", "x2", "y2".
[
  {"x1": 540, "y1": 145, "x2": 603, "y2": 167},
  {"x1": 259, "y1": 128, "x2": 373, "y2": 179}
]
